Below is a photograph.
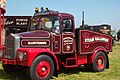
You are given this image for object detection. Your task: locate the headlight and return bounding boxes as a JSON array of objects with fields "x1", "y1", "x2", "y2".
[
  {"x1": 0, "y1": 50, "x2": 3, "y2": 57},
  {"x1": 18, "y1": 52, "x2": 24, "y2": 61}
]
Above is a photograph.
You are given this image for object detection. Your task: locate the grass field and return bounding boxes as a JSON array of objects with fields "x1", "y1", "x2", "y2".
[{"x1": 0, "y1": 42, "x2": 120, "y2": 80}]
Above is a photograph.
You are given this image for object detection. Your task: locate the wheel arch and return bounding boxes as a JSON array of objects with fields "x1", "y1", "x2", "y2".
[
  {"x1": 17, "y1": 48, "x2": 59, "y2": 72},
  {"x1": 87, "y1": 48, "x2": 109, "y2": 69},
  {"x1": 33, "y1": 52, "x2": 59, "y2": 72}
]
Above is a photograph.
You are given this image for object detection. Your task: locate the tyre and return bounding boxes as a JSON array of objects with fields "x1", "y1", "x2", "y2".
[
  {"x1": 88, "y1": 51, "x2": 107, "y2": 72},
  {"x1": 2, "y1": 64, "x2": 17, "y2": 73},
  {"x1": 29, "y1": 55, "x2": 54, "y2": 80}
]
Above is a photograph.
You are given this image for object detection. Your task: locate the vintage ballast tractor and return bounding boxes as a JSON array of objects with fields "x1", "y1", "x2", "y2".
[{"x1": 0, "y1": 7, "x2": 112, "y2": 80}]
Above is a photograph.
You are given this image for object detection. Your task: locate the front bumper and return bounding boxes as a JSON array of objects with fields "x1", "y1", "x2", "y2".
[
  {"x1": 1, "y1": 48, "x2": 29, "y2": 66},
  {"x1": 2, "y1": 58, "x2": 28, "y2": 66},
  {"x1": 2, "y1": 59, "x2": 16, "y2": 65}
]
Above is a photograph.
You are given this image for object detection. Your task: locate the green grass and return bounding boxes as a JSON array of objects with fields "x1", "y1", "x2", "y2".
[
  {"x1": 0, "y1": 42, "x2": 120, "y2": 80},
  {"x1": 0, "y1": 64, "x2": 29, "y2": 80}
]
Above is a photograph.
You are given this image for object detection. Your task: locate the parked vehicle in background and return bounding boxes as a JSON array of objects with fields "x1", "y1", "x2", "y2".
[
  {"x1": 4, "y1": 16, "x2": 31, "y2": 36},
  {"x1": 110, "y1": 31, "x2": 117, "y2": 41},
  {"x1": 83, "y1": 24, "x2": 111, "y2": 35}
]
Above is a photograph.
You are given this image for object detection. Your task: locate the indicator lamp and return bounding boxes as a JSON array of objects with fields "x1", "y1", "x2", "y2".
[{"x1": 35, "y1": 7, "x2": 39, "y2": 13}]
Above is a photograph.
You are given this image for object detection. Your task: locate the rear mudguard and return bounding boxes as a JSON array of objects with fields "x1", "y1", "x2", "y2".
[{"x1": 87, "y1": 47, "x2": 109, "y2": 68}]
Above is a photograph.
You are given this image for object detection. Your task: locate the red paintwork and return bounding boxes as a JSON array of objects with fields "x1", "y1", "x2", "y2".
[
  {"x1": 57, "y1": 53, "x2": 78, "y2": 68},
  {"x1": 15, "y1": 29, "x2": 111, "y2": 69},
  {"x1": 77, "y1": 55, "x2": 87, "y2": 65},
  {"x1": 36, "y1": 61, "x2": 50, "y2": 78},
  {"x1": 34, "y1": 11, "x2": 74, "y2": 19},
  {"x1": 59, "y1": 13, "x2": 74, "y2": 19},
  {"x1": 0, "y1": 6, "x2": 6, "y2": 47},
  {"x1": 16, "y1": 48, "x2": 59, "y2": 70},
  {"x1": 3, "y1": 59, "x2": 16, "y2": 65},
  {"x1": 0, "y1": 9, "x2": 5, "y2": 46},
  {"x1": 52, "y1": 34, "x2": 61, "y2": 54},
  {"x1": 18, "y1": 30, "x2": 50, "y2": 38},
  {"x1": 79, "y1": 30, "x2": 112, "y2": 54},
  {"x1": 87, "y1": 47, "x2": 107, "y2": 64},
  {"x1": 62, "y1": 33, "x2": 75, "y2": 53},
  {"x1": 0, "y1": 57, "x2": 2, "y2": 61}
]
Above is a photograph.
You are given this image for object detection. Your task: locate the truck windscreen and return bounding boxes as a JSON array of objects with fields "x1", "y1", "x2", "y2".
[{"x1": 30, "y1": 16, "x2": 60, "y2": 33}]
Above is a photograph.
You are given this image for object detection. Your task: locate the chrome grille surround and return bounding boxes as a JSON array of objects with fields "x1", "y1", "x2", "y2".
[{"x1": 5, "y1": 33, "x2": 20, "y2": 59}]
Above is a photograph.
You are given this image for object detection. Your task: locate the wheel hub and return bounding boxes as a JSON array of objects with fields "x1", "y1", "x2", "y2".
[
  {"x1": 36, "y1": 61, "x2": 50, "y2": 78},
  {"x1": 96, "y1": 56, "x2": 104, "y2": 69},
  {"x1": 98, "y1": 59, "x2": 102, "y2": 65},
  {"x1": 42, "y1": 67, "x2": 46, "y2": 72}
]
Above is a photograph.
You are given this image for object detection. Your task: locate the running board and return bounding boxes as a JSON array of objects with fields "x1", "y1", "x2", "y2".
[{"x1": 58, "y1": 54, "x2": 78, "y2": 68}]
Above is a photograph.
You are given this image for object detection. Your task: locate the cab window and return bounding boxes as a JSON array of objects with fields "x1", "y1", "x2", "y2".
[{"x1": 62, "y1": 19, "x2": 73, "y2": 32}]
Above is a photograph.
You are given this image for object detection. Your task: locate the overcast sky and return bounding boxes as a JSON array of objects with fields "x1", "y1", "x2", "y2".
[{"x1": 5, "y1": 0, "x2": 120, "y2": 30}]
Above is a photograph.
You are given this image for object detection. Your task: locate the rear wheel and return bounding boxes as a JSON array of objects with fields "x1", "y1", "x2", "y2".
[
  {"x1": 29, "y1": 55, "x2": 54, "y2": 80},
  {"x1": 87, "y1": 51, "x2": 107, "y2": 72}
]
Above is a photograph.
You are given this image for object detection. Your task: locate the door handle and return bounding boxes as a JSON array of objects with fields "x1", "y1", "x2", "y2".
[{"x1": 55, "y1": 41, "x2": 58, "y2": 48}]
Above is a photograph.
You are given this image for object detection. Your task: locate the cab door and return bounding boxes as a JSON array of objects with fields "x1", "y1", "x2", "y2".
[
  {"x1": 61, "y1": 18, "x2": 75, "y2": 54},
  {"x1": 52, "y1": 20, "x2": 61, "y2": 54}
]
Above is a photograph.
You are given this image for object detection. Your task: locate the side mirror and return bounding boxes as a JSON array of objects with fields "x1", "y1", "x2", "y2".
[{"x1": 54, "y1": 25, "x2": 60, "y2": 34}]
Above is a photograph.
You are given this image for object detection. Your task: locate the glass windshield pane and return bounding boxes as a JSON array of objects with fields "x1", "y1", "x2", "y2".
[{"x1": 30, "y1": 16, "x2": 60, "y2": 33}]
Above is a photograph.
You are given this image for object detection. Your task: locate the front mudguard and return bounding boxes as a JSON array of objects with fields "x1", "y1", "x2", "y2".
[{"x1": 16, "y1": 48, "x2": 59, "y2": 71}]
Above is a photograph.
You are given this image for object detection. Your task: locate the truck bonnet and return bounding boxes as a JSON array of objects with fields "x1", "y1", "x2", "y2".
[{"x1": 18, "y1": 30, "x2": 50, "y2": 48}]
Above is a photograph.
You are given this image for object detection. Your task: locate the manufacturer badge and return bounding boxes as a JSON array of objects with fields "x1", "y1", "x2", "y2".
[{"x1": 66, "y1": 45, "x2": 70, "y2": 51}]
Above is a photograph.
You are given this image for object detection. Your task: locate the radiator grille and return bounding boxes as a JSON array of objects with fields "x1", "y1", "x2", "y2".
[{"x1": 5, "y1": 34, "x2": 20, "y2": 59}]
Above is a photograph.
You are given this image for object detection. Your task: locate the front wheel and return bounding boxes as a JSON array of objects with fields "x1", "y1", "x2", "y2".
[
  {"x1": 88, "y1": 51, "x2": 107, "y2": 72},
  {"x1": 29, "y1": 55, "x2": 54, "y2": 80}
]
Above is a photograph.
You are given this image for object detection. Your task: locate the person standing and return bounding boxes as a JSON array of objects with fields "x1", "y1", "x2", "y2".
[{"x1": 117, "y1": 29, "x2": 120, "y2": 42}]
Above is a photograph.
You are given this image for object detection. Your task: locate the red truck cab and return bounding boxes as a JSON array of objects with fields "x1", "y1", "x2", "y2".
[{"x1": 0, "y1": 7, "x2": 112, "y2": 80}]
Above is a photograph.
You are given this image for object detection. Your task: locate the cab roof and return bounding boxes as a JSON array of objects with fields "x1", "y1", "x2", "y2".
[
  {"x1": 59, "y1": 13, "x2": 74, "y2": 18},
  {"x1": 34, "y1": 9, "x2": 74, "y2": 18}
]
